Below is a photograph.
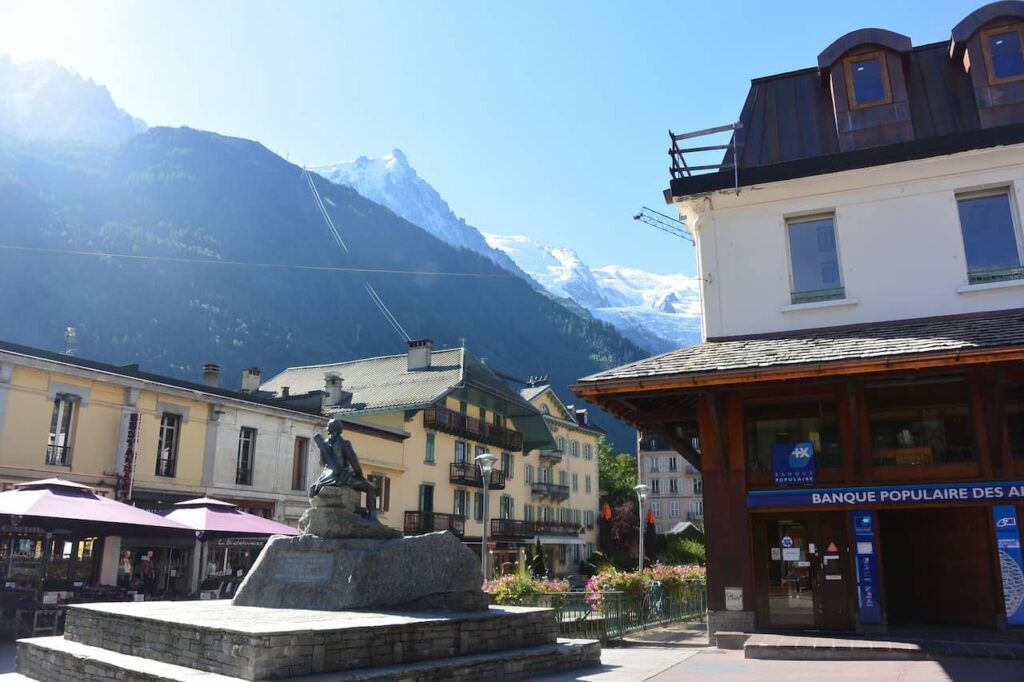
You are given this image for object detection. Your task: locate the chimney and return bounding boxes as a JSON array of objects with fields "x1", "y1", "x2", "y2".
[
  {"x1": 281, "y1": 386, "x2": 290, "y2": 398},
  {"x1": 240, "y1": 367, "x2": 261, "y2": 393},
  {"x1": 407, "y1": 338, "x2": 433, "y2": 371},
  {"x1": 202, "y1": 363, "x2": 221, "y2": 388},
  {"x1": 323, "y1": 372, "x2": 350, "y2": 407}
]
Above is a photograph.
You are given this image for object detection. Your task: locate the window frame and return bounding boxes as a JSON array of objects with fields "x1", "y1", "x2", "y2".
[
  {"x1": 843, "y1": 50, "x2": 893, "y2": 110},
  {"x1": 981, "y1": 23, "x2": 1024, "y2": 86},
  {"x1": 955, "y1": 187, "x2": 1024, "y2": 284},
  {"x1": 235, "y1": 426, "x2": 257, "y2": 486},
  {"x1": 424, "y1": 432, "x2": 435, "y2": 464},
  {"x1": 155, "y1": 412, "x2": 182, "y2": 478},
  {"x1": 46, "y1": 394, "x2": 77, "y2": 467},
  {"x1": 785, "y1": 212, "x2": 846, "y2": 304},
  {"x1": 291, "y1": 436, "x2": 309, "y2": 491}
]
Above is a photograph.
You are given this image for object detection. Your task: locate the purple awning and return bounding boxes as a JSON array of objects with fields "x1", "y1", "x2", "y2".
[
  {"x1": 0, "y1": 478, "x2": 191, "y2": 535},
  {"x1": 163, "y1": 497, "x2": 299, "y2": 537}
]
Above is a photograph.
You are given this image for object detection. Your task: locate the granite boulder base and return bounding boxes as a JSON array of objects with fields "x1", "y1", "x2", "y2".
[{"x1": 232, "y1": 486, "x2": 487, "y2": 611}]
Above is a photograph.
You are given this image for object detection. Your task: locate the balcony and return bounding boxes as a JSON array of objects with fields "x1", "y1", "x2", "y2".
[
  {"x1": 538, "y1": 447, "x2": 563, "y2": 465},
  {"x1": 531, "y1": 481, "x2": 570, "y2": 501},
  {"x1": 404, "y1": 511, "x2": 465, "y2": 538},
  {"x1": 423, "y1": 406, "x2": 524, "y2": 452},
  {"x1": 687, "y1": 512, "x2": 704, "y2": 522},
  {"x1": 534, "y1": 520, "x2": 582, "y2": 536},
  {"x1": 45, "y1": 444, "x2": 70, "y2": 467},
  {"x1": 449, "y1": 462, "x2": 506, "y2": 490},
  {"x1": 491, "y1": 518, "x2": 536, "y2": 539}
]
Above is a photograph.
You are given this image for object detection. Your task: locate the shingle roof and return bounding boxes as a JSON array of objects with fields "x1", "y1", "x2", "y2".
[
  {"x1": 578, "y1": 309, "x2": 1024, "y2": 384},
  {"x1": 260, "y1": 349, "x2": 465, "y2": 414},
  {"x1": 519, "y1": 384, "x2": 549, "y2": 403}
]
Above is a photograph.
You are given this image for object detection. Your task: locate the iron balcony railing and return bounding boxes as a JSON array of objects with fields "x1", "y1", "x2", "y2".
[
  {"x1": 403, "y1": 511, "x2": 465, "y2": 538},
  {"x1": 449, "y1": 462, "x2": 506, "y2": 490},
  {"x1": 534, "y1": 520, "x2": 582, "y2": 536},
  {"x1": 531, "y1": 481, "x2": 570, "y2": 501},
  {"x1": 45, "y1": 444, "x2": 71, "y2": 467},
  {"x1": 538, "y1": 448, "x2": 563, "y2": 465},
  {"x1": 423, "y1": 406, "x2": 524, "y2": 452},
  {"x1": 491, "y1": 518, "x2": 536, "y2": 539}
]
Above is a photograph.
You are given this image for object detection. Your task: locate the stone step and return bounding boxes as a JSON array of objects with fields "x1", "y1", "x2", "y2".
[
  {"x1": 743, "y1": 633, "x2": 1024, "y2": 661},
  {"x1": 62, "y1": 601, "x2": 559, "y2": 679},
  {"x1": 16, "y1": 635, "x2": 601, "y2": 682}
]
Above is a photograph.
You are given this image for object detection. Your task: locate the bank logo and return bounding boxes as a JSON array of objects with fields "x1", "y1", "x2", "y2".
[
  {"x1": 998, "y1": 516, "x2": 1018, "y2": 529},
  {"x1": 789, "y1": 445, "x2": 813, "y2": 469}
]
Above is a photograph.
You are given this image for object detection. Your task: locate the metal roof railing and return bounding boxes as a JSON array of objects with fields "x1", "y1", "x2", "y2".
[{"x1": 669, "y1": 122, "x2": 743, "y2": 194}]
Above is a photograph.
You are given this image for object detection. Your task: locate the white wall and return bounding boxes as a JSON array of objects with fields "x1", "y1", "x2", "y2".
[
  {"x1": 677, "y1": 144, "x2": 1024, "y2": 339},
  {"x1": 210, "y1": 406, "x2": 322, "y2": 521}
]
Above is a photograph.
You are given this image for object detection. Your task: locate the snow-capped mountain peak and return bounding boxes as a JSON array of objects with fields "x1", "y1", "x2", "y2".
[{"x1": 316, "y1": 151, "x2": 702, "y2": 353}]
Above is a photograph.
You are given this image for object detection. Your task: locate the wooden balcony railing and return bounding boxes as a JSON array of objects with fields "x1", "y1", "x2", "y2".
[
  {"x1": 403, "y1": 511, "x2": 465, "y2": 538},
  {"x1": 490, "y1": 518, "x2": 535, "y2": 539},
  {"x1": 423, "y1": 406, "x2": 524, "y2": 452},
  {"x1": 530, "y1": 482, "x2": 570, "y2": 501},
  {"x1": 449, "y1": 462, "x2": 506, "y2": 490},
  {"x1": 534, "y1": 520, "x2": 583, "y2": 536}
]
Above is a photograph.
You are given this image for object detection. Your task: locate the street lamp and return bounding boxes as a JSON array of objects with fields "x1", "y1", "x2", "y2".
[
  {"x1": 476, "y1": 452, "x2": 498, "y2": 579},
  {"x1": 633, "y1": 484, "x2": 649, "y2": 572}
]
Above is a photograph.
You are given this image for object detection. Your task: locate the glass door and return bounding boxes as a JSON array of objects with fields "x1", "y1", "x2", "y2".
[{"x1": 765, "y1": 520, "x2": 816, "y2": 627}]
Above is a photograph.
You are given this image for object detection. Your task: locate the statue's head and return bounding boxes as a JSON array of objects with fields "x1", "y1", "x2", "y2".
[{"x1": 327, "y1": 418, "x2": 344, "y2": 435}]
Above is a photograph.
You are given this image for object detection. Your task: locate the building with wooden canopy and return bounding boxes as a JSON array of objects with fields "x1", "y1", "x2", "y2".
[{"x1": 575, "y1": 1, "x2": 1024, "y2": 635}]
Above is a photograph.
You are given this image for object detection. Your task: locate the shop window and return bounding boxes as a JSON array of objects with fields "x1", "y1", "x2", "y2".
[
  {"x1": 745, "y1": 400, "x2": 841, "y2": 471},
  {"x1": 956, "y1": 190, "x2": 1024, "y2": 284},
  {"x1": 787, "y1": 215, "x2": 844, "y2": 304},
  {"x1": 46, "y1": 395, "x2": 77, "y2": 466},
  {"x1": 844, "y1": 51, "x2": 891, "y2": 108},
  {"x1": 235, "y1": 427, "x2": 257, "y2": 485},
  {"x1": 983, "y1": 25, "x2": 1024, "y2": 84},
  {"x1": 1007, "y1": 387, "x2": 1024, "y2": 459},
  {"x1": 424, "y1": 433, "x2": 435, "y2": 464},
  {"x1": 291, "y1": 436, "x2": 309, "y2": 491},
  {"x1": 867, "y1": 377, "x2": 975, "y2": 466}
]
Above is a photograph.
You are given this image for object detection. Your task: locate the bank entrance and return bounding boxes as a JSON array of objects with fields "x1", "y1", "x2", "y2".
[
  {"x1": 878, "y1": 506, "x2": 998, "y2": 629},
  {"x1": 752, "y1": 512, "x2": 851, "y2": 630}
]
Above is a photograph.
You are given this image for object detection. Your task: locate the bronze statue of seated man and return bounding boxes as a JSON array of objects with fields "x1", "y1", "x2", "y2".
[{"x1": 311, "y1": 418, "x2": 378, "y2": 519}]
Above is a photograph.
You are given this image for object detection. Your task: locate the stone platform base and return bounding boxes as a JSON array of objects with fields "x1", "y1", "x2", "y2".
[{"x1": 14, "y1": 600, "x2": 601, "y2": 681}]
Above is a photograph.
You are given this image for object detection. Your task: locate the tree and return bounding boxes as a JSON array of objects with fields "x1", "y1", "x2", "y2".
[{"x1": 597, "y1": 436, "x2": 638, "y2": 507}]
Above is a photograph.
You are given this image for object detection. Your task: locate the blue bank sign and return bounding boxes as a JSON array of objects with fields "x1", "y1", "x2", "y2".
[
  {"x1": 771, "y1": 442, "x2": 816, "y2": 486},
  {"x1": 747, "y1": 481, "x2": 1024, "y2": 508}
]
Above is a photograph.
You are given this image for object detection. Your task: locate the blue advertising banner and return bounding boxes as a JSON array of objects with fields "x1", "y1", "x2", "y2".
[
  {"x1": 851, "y1": 510, "x2": 882, "y2": 624},
  {"x1": 993, "y1": 505, "x2": 1024, "y2": 626},
  {"x1": 748, "y1": 480, "x2": 1024, "y2": 508},
  {"x1": 770, "y1": 442, "x2": 816, "y2": 486}
]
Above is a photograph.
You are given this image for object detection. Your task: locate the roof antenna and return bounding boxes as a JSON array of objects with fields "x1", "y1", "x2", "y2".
[{"x1": 63, "y1": 327, "x2": 76, "y2": 356}]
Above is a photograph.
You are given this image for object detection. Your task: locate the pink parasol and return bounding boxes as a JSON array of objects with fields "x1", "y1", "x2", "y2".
[
  {"x1": 163, "y1": 497, "x2": 299, "y2": 537},
  {"x1": 0, "y1": 478, "x2": 191, "y2": 534}
]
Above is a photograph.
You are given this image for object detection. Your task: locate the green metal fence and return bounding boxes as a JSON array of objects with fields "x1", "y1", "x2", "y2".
[{"x1": 527, "y1": 581, "x2": 707, "y2": 641}]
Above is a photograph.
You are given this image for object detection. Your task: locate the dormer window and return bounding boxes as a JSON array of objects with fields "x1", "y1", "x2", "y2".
[
  {"x1": 983, "y1": 25, "x2": 1024, "y2": 83},
  {"x1": 844, "y1": 51, "x2": 891, "y2": 108}
]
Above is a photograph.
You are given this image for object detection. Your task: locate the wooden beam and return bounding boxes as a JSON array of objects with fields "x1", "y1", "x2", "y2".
[
  {"x1": 571, "y1": 347, "x2": 1024, "y2": 398},
  {"x1": 649, "y1": 424, "x2": 703, "y2": 472},
  {"x1": 706, "y1": 391, "x2": 727, "y2": 471}
]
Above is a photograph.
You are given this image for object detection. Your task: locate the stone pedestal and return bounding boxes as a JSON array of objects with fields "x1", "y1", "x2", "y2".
[{"x1": 232, "y1": 486, "x2": 486, "y2": 611}]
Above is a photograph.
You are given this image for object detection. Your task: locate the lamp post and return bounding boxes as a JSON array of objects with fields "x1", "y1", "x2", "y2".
[
  {"x1": 476, "y1": 452, "x2": 498, "y2": 579},
  {"x1": 634, "y1": 484, "x2": 649, "y2": 572}
]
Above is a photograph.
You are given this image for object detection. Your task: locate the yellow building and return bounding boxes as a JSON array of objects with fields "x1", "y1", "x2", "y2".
[
  {"x1": 261, "y1": 339, "x2": 588, "y2": 578},
  {"x1": 0, "y1": 339, "x2": 403, "y2": 595},
  {"x1": 517, "y1": 380, "x2": 602, "y2": 577}
]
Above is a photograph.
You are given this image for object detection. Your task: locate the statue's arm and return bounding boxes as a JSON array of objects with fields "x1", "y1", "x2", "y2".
[
  {"x1": 313, "y1": 434, "x2": 339, "y2": 469},
  {"x1": 342, "y1": 441, "x2": 366, "y2": 480}
]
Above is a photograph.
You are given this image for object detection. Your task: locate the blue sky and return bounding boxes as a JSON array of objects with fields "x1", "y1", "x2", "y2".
[{"x1": 0, "y1": 0, "x2": 980, "y2": 276}]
